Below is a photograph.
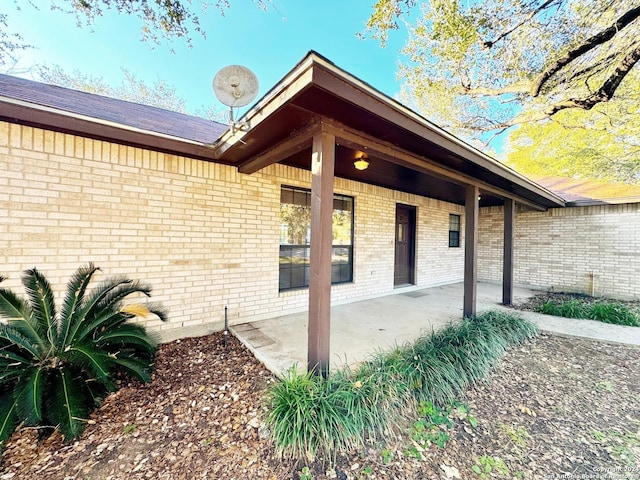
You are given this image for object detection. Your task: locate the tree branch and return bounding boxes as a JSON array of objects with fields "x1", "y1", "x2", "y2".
[
  {"x1": 458, "y1": 109, "x2": 551, "y2": 135},
  {"x1": 462, "y1": 82, "x2": 530, "y2": 96},
  {"x1": 531, "y1": 5, "x2": 640, "y2": 96},
  {"x1": 545, "y1": 43, "x2": 640, "y2": 115},
  {"x1": 551, "y1": 52, "x2": 619, "y2": 89},
  {"x1": 482, "y1": 0, "x2": 560, "y2": 49}
]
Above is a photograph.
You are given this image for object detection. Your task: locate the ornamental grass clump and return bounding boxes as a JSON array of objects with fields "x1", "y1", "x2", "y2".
[
  {"x1": 0, "y1": 264, "x2": 167, "y2": 447},
  {"x1": 537, "y1": 298, "x2": 589, "y2": 318},
  {"x1": 585, "y1": 301, "x2": 640, "y2": 326},
  {"x1": 536, "y1": 297, "x2": 640, "y2": 326},
  {"x1": 477, "y1": 309, "x2": 540, "y2": 344},
  {"x1": 265, "y1": 367, "x2": 392, "y2": 462},
  {"x1": 264, "y1": 310, "x2": 538, "y2": 461}
]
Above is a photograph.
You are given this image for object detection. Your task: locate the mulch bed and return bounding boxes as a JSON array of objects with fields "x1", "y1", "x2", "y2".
[{"x1": 2, "y1": 330, "x2": 639, "y2": 479}]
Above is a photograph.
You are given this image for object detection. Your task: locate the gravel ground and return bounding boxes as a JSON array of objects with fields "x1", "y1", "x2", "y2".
[{"x1": 1, "y1": 329, "x2": 639, "y2": 480}]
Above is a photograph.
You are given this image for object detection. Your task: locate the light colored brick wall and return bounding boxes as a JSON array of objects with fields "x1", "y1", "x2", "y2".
[
  {"x1": 1, "y1": 122, "x2": 465, "y2": 339},
  {"x1": 479, "y1": 204, "x2": 640, "y2": 300}
]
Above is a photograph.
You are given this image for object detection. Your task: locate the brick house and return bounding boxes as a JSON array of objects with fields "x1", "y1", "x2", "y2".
[{"x1": 1, "y1": 52, "x2": 638, "y2": 373}]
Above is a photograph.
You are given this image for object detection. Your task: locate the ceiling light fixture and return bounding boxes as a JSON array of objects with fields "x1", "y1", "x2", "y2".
[{"x1": 354, "y1": 154, "x2": 369, "y2": 171}]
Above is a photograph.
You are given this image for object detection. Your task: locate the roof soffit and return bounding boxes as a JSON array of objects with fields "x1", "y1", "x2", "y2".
[{"x1": 213, "y1": 52, "x2": 564, "y2": 209}]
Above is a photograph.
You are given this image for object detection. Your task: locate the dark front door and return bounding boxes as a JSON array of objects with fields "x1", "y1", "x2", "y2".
[{"x1": 394, "y1": 204, "x2": 416, "y2": 286}]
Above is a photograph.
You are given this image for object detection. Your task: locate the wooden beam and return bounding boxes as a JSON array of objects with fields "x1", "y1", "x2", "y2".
[
  {"x1": 463, "y1": 185, "x2": 479, "y2": 317},
  {"x1": 325, "y1": 121, "x2": 548, "y2": 212},
  {"x1": 307, "y1": 129, "x2": 335, "y2": 377},
  {"x1": 309, "y1": 64, "x2": 563, "y2": 207},
  {"x1": 502, "y1": 199, "x2": 515, "y2": 305},
  {"x1": 238, "y1": 121, "x2": 319, "y2": 174}
]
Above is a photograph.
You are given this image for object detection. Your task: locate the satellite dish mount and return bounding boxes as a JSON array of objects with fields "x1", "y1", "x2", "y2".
[{"x1": 213, "y1": 65, "x2": 259, "y2": 133}]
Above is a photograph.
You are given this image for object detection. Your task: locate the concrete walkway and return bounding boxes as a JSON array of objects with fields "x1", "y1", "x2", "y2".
[{"x1": 232, "y1": 282, "x2": 640, "y2": 377}]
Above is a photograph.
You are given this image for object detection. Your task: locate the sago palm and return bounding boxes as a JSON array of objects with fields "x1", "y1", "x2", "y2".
[{"x1": 0, "y1": 263, "x2": 167, "y2": 445}]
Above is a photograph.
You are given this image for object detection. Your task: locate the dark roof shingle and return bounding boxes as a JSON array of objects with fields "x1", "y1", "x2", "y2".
[{"x1": 0, "y1": 73, "x2": 227, "y2": 143}]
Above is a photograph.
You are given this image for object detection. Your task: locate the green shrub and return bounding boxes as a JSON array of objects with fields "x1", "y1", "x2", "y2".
[
  {"x1": 264, "y1": 367, "x2": 392, "y2": 461},
  {"x1": 476, "y1": 310, "x2": 539, "y2": 344},
  {"x1": 535, "y1": 298, "x2": 640, "y2": 326},
  {"x1": 537, "y1": 299, "x2": 589, "y2": 318},
  {"x1": 0, "y1": 264, "x2": 167, "y2": 445},
  {"x1": 264, "y1": 310, "x2": 537, "y2": 460},
  {"x1": 589, "y1": 302, "x2": 640, "y2": 326}
]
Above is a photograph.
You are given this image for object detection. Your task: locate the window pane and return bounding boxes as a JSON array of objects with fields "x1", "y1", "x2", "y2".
[
  {"x1": 279, "y1": 245, "x2": 310, "y2": 289},
  {"x1": 449, "y1": 214, "x2": 461, "y2": 248},
  {"x1": 280, "y1": 187, "x2": 354, "y2": 290},
  {"x1": 280, "y1": 187, "x2": 294, "y2": 204},
  {"x1": 449, "y1": 231, "x2": 460, "y2": 248},
  {"x1": 332, "y1": 246, "x2": 350, "y2": 264},
  {"x1": 331, "y1": 246, "x2": 352, "y2": 283},
  {"x1": 280, "y1": 205, "x2": 311, "y2": 245},
  {"x1": 332, "y1": 196, "x2": 352, "y2": 246},
  {"x1": 449, "y1": 214, "x2": 460, "y2": 231}
]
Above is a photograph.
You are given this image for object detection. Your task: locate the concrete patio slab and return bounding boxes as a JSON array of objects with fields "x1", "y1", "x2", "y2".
[
  {"x1": 232, "y1": 282, "x2": 537, "y2": 376},
  {"x1": 232, "y1": 282, "x2": 640, "y2": 377}
]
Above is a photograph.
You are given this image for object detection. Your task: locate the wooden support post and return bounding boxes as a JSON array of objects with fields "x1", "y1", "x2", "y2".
[
  {"x1": 502, "y1": 199, "x2": 515, "y2": 306},
  {"x1": 463, "y1": 185, "x2": 479, "y2": 318},
  {"x1": 307, "y1": 130, "x2": 335, "y2": 377}
]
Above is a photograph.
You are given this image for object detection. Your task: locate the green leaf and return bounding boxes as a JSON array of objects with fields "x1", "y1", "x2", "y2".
[
  {"x1": 74, "y1": 310, "x2": 128, "y2": 343},
  {"x1": 62, "y1": 344, "x2": 113, "y2": 383},
  {"x1": 74, "y1": 280, "x2": 165, "y2": 343},
  {"x1": 0, "y1": 265, "x2": 163, "y2": 444},
  {"x1": 84, "y1": 380, "x2": 109, "y2": 407},
  {"x1": 66, "y1": 275, "x2": 134, "y2": 344},
  {"x1": 22, "y1": 268, "x2": 58, "y2": 346},
  {"x1": 0, "y1": 287, "x2": 43, "y2": 351},
  {"x1": 0, "y1": 391, "x2": 19, "y2": 444},
  {"x1": 57, "y1": 264, "x2": 100, "y2": 351},
  {"x1": 91, "y1": 279, "x2": 149, "y2": 321},
  {"x1": 48, "y1": 367, "x2": 90, "y2": 441},
  {"x1": 0, "y1": 341, "x2": 33, "y2": 366},
  {"x1": 506, "y1": 99, "x2": 640, "y2": 183},
  {"x1": 112, "y1": 356, "x2": 153, "y2": 383},
  {"x1": 0, "y1": 324, "x2": 41, "y2": 360},
  {"x1": 16, "y1": 367, "x2": 45, "y2": 424},
  {"x1": 0, "y1": 286, "x2": 30, "y2": 324},
  {"x1": 468, "y1": 415, "x2": 478, "y2": 428},
  {"x1": 95, "y1": 324, "x2": 156, "y2": 354}
]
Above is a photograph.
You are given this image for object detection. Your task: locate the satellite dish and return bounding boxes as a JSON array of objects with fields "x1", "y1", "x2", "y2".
[{"x1": 212, "y1": 65, "x2": 259, "y2": 108}]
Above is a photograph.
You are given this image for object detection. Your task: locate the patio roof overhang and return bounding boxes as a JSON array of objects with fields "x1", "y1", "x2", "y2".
[
  {"x1": 212, "y1": 51, "x2": 565, "y2": 211},
  {"x1": 210, "y1": 51, "x2": 567, "y2": 376}
]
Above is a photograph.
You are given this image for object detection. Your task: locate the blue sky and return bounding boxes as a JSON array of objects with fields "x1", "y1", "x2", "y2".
[{"x1": 6, "y1": 1, "x2": 409, "y2": 115}]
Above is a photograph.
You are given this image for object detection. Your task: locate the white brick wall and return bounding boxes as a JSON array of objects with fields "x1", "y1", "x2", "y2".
[
  {"x1": 1, "y1": 122, "x2": 465, "y2": 340},
  {"x1": 479, "y1": 204, "x2": 640, "y2": 300}
]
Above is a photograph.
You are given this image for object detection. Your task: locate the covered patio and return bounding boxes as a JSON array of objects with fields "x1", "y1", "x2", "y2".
[
  {"x1": 232, "y1": 282, "x2": 538, "y2": 376},
  {"x1": 214, "y1": 52, "x2": 564, "y2": 376}
]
